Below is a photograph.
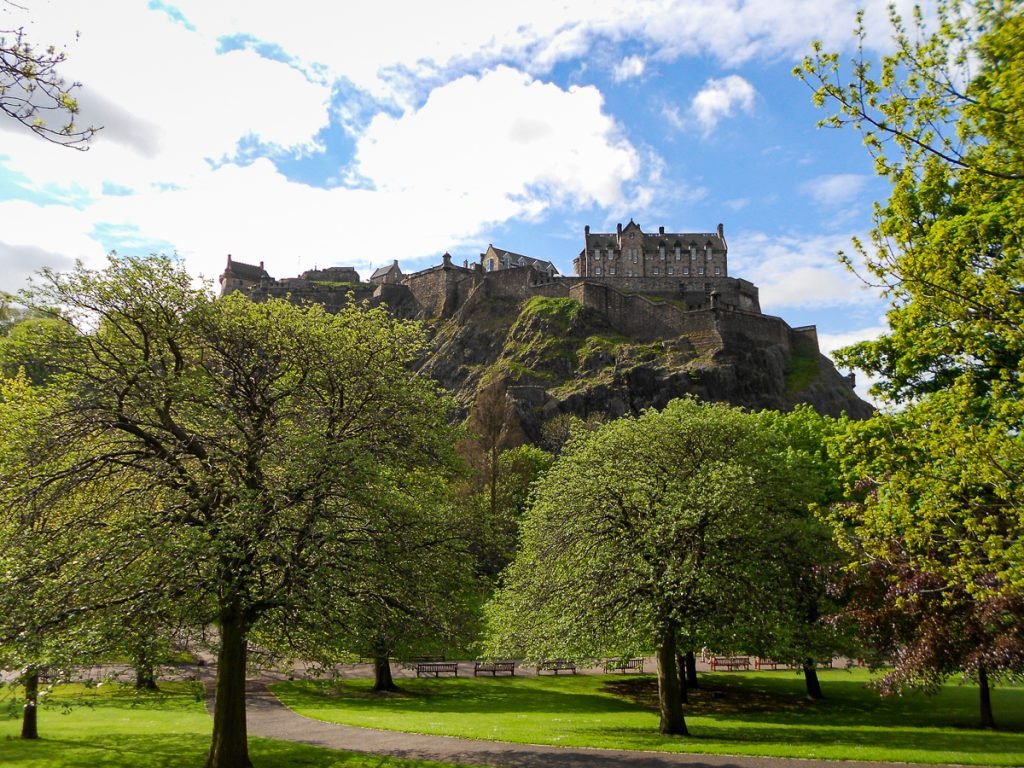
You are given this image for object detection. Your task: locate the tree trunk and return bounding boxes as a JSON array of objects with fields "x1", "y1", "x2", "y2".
[
  {"x1": 21, "y1": 668, "x2": 39, "y2": 740},
  {"x1": 135, "y1": 648, "x2": 159, "y2": 691},
  {"x1": 674, "y1": 651, "x2": 687, "y2": 703},
  {"x1": 206, "y1": 610, "x2": 252, "y2": 768},
  {"x1": 802, "y1": 659, "x2": 824, "y2": 701},
  {"x1": 655, "y1": 624, "x2": 688, "y2": 736},
  {"x1": 978, "y1": 664, "x2": 995, "y2": 729},
  {"x1": 372, "y1": 654, "x2": 398, "y2": 692},
  {"x1": 685, "y1": 651, "x2": 698, "y2": 688}
]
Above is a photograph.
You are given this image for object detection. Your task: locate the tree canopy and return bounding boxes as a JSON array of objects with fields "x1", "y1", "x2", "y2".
[
  {"x1": 0, "y1": 254, "x2": 461, "y2": 767},
  {"x1": 484, "y1": 398, "x2": 835, "y2": 735},
  {"x1": 797, "y1": 0, "x2": 1024, "y2": 727}
]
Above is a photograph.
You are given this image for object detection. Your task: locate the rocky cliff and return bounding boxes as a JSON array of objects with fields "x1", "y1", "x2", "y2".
[{"x1": 419, "y1": 293, "x2": 872, "y2": 444}]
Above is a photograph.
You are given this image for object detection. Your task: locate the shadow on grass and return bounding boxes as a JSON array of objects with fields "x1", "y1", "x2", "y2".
[
  {"x1": 281, "y1": 678, "x2": 641, "y2": 717},
  {"x1": 3, "y1": 733, "x2": 210, "y2": 768}
]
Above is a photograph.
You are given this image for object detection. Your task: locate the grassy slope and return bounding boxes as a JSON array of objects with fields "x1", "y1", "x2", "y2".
[
  {"x1": 0, "y1": 682, "x2": 451, "y2": 768},
  {"x1": 273, "y1": 669, "x2": 1024, "y2": 766}
]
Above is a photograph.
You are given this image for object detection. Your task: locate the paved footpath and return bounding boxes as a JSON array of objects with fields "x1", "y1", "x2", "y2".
[{"x1": 235, "y1": 675, "x2": 976, "y2": 768}]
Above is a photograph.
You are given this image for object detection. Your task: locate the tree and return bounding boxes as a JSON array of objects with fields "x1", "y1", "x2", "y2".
[
  {"x1": 460, "y1": 444, "x2": 552, "y2": 579},
  {"x1": 825, "y1": 392, "x2": 1024, "y2": 727},
  {"x1": 751, "y1": 407, "x2": 855, "y2": 701},
  {"x1": 795, "y1": 1, "x2": 1024, "y2": 406},
  {"x1": 484, "y1": 398, "x2": 802, "y2": 736},
  {"x1": 1, "y1": 254, "x2": 459, "y2": 768},
  {"x1": 1, "y1": 4, "x2": 99, "y2": 148},
  {"x1": 796, "y1": 0, "x2": 1024, "y2": 726}
]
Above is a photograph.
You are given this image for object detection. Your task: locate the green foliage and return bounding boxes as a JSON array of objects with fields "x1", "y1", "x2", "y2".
[
  {"x1": 0, "y1": 254, "x2": 464, "y2": 760},
  {"x1": 484, "y1": 398, "x2": 837, "y2": 732},
  {"x1": 796, "y1": 1, "x2": 1024, "y2": 405},
  {"x1": 0, "y1": 22, "x2": 99, "y2": 148},
  {"x1": 798, "y1": 2, "x2": 1024, "y2": 719}
]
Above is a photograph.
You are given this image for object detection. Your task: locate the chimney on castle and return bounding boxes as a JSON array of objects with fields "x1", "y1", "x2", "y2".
[
  {"x1": 717, "y1": 223, "x2": 724, "y2": 239},
  {"x1": 259, "y1": 261, "x2": 264, "y2": 270},
  {"x1": 617, "y1": 222, "x2": 623, "y2": 236},
  {"x1": 659, "y1": 226, "x2": 665, "y2": 235},
  {"x1": 442, "y1": 252, "x2": 452, "y2": 266}
]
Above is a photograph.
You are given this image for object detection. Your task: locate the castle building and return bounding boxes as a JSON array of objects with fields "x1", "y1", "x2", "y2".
[
  {"x1": 370, "y1": 260, "x2": 404, "y2": 285},
  {"x1": 219, "y1": 254, "x2": 270, "y2": 295},
  {"x1": 481, "y1": 244, "x2": 558, "y2": 278},
  {"x1": 574, "y1": 220, "x2": 727, "y2": 280}
]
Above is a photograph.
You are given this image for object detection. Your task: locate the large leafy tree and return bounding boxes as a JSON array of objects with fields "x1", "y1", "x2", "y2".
[
  {"x1": 796, "y1": 0, "x2": 1024, "y2": 726},
  {"x1": 0, "y1": 255, "x2": 459, "y2": 768},
  {"x1": 484, "y1": 398, "x2": 808, "y2": 736}
]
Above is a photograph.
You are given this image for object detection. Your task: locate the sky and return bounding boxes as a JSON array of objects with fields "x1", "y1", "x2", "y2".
[{"x1": 0, "y1": 0, "x2": 922, "y2": 401}]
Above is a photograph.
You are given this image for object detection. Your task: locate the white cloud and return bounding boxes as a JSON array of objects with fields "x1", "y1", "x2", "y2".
[
  {"x1": 800, "y1": 174, "x2": 870, "y2": 206},
  {"x1": 613, "y1": 55, "x2": 646, "y2": 82},
  {"x1": 730, "y1": 231, "x2": 881, "y2": 311},
  {"x1": 354, "y1": 67, "x2": 642, "y2": 213},
  {"x1": 818, "y1": 323, "x2": 889, "y2": 406},
  {"x1": 161, "y1": 0, "x2": 919, "y2": 105},
  {"x1": 689, "y1": 76, "x2": 756, "y2": 136}
]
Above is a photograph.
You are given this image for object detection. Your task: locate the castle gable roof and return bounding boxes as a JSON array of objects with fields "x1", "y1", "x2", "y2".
[
  {"x1": 224, "y1": 258, "x2": 269, "y2": 281},
  {"x1": 488, "y1": 245, "x2": 558, "y2": 274},
  {"x1": 370, "y1": 261, "x2": 402, "y2": 280}
]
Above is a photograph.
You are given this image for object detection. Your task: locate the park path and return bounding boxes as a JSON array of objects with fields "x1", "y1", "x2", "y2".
[{"x1": 213, "y1": 664, "x2": 978, "y2": 768}]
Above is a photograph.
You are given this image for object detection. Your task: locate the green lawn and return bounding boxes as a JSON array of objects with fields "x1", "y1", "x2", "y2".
[
  {"x1": 273, "y1": 669, "x2": 1024, "y2": 765},
  {"x1": 0, "y1": 682, "x2": 453, "y2": 768}
]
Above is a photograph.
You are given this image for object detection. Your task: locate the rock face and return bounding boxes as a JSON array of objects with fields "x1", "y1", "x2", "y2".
[{"x1": 419, "y1": 294, "x2": 872, "y2": 444}]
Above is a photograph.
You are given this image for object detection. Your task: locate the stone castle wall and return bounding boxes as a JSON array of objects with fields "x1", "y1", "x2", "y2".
[
  {"x1": 242, "y1": 257, "x2": 814, "y2": 360},
  {"x1": 246, "y1": 279, "x2": 375, "y2": 311}
]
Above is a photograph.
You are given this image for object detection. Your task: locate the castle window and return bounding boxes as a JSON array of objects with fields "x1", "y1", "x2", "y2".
[
  {"x1": 714, "y1": 266, "x2": 722, "y2": 276},
  {"x1": 690, "y1": 244, "x2": 696, "y2": 259},
  {"x1": 609, "y1": 267, "x2": 616, "y2": 275},
  {"x1": 667, "y1": 266, "x2": 674, "y2": 276},
  {"x1": 682, "y1": 267, "x2": 689, "y2": 276},
  {"x1": 675, "y1": 246, "x2": 681, "y2": 260},
  {"x1": 659, "y1": 246, "x2": 665, "y2": 260},
  {"x1": 653, "y1": 267, "x2": 660, "y2": 276},
  {"x1": 705, "y1": 244, "x2": 712, "y2": 259},
  {"x1": 698, "y1": 267, "x2": 705, "y2": 276},
  {"x1": 594, "y1": 252, "x2": 602, "y2": 260},
  {"x1": 595, "y1": 266, "x2": 603, "y2": 276},
  {"x1": 631, "y1": 249, "x2": 638, "y2": 263}
]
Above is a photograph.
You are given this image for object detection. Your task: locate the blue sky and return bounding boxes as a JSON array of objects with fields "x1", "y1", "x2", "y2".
[{"x1": 0, "y1": 0, "x2": 922, "y2": 399}]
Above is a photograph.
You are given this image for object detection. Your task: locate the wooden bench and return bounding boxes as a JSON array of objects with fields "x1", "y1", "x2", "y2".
[
  {"x1": 605, "y1": 657, "x2": 644, "y2": 673},
  {"x1": 754, "y1": 658, "x2": 790, "y2": 670},
  {"x1": 473, "y1": 661, "x2": 515, "y2": 677},
  {"x1": 415, "y1": 662, "x2": 458, "y2": 677},
  {"x1": 537, "y1": 659, "x2": 576, "y2": 674},
  {"x1": 710, "y1": 656, "x2": 750, "y2": 671},
  {"x1": 754, "y1": 657, "x2": 833, "y2": 670}
]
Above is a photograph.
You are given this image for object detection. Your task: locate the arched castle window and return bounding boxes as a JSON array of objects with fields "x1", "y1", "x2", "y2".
[
  {"x1": 659, "y1": 246, "x2": 665, "y2": 260},
  {"x1": 689, "y1": 243, "x2": 697, "y2": 259},
  {"x1": 674, "y1": 246, "x2": 681, "y2": 260}
]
